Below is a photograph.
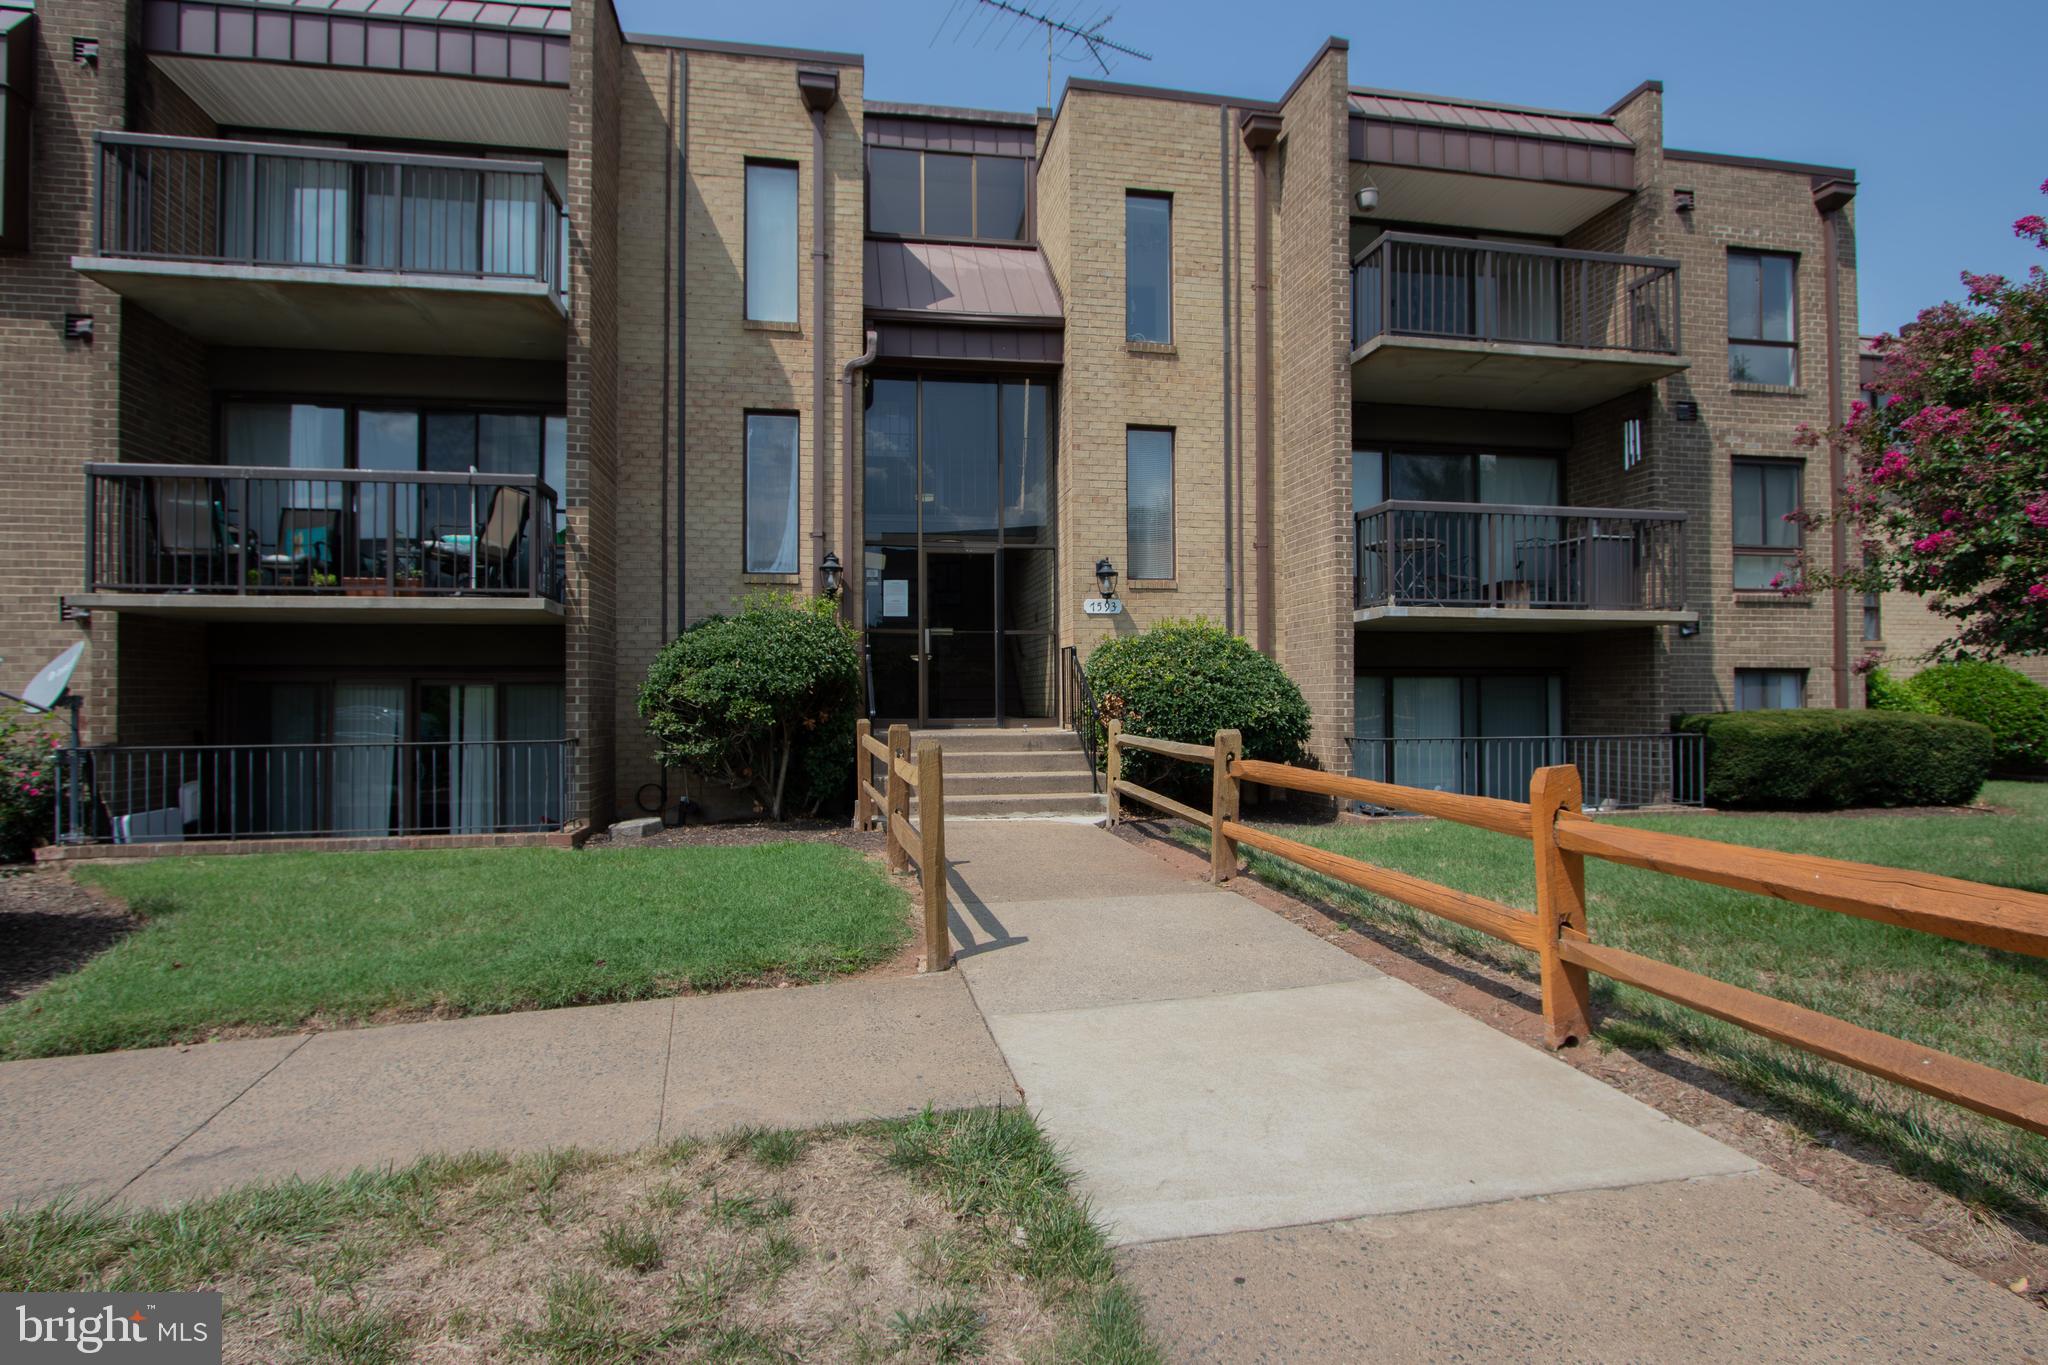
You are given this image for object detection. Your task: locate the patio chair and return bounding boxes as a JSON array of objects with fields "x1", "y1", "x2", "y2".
[
  {"x1": 146, "y1": 477, "x2": 239, "y2": 589},
  {"x1": 424, "y1": 486, "x2": 529, "y2": 591},
  {"x1": 257, "y1": 507, "x2": 340, "y2": 587}
]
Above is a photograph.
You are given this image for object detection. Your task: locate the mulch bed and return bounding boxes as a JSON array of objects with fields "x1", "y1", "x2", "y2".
[
  {"x1": 0, "y1": 867, "x2": 141, "y2": 1008},
  {"x1": 1110, "y1": 817, "x2": 2048, "y2": 1310}
]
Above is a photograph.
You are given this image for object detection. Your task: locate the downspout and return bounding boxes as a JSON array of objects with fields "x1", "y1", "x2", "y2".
[
  {"x1": 660, "y1": 50, "x2": 676, "y2": 641},
  {"x1": 675, "y1": 50, "x2": 689, "y2": 637},
  {"x1": 1241, "y1": 113, "x2": 1282, "y2": 656},
  {"x1": 1219, "y1": 104, "x2": 1235, "y2": 636},
  {"x1": 1816, "y1": 178, "x2": 1856, "y2": 708},
  {"x1": 841, "y1": 328, "x2": 879, "y2": 626},
  {"x1": 798, "y1": 68, "x2": 841, "y2": 596}
]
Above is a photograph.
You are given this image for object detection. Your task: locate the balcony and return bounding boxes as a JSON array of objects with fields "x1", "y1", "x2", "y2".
[
  {"x1": 54, "y1": 739, "x2": 574, "y2": 845},
  {"x1": 73, "y1": 464, "x2": 564, "y2": 624},
  {"x1": 1353, "y1": 501, "x2": 1693, "y2": 630},
  {"x1": 74, "y1": 133, "x2": 566, "y2": 359},
  {"x1": 1350, "y1": 234, "x2": 1687, "y2": 412}
]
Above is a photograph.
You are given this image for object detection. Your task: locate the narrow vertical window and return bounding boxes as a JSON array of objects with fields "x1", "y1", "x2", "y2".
[
  {"x1": 1732, "y1": 458, "x2": 1803, "y2": 589},
  {"x1": 1126, "y1": 427, "x2": 1175, "y2": 579},
  {"x1": 744, "y1": 162, "x2": 798, "y2": 323},
  {"x1": 1728, "y1": 249, "x2": 1797, "y2": 384},
  {"x1": 1621, "y1": 416, "x2": 1644, "y2": 471},
  {"x1": 745, "y1": 412, "x2": 800, "y2": 574},
  {"x1": 1125, "y1": 192, "x2": 1172, "y2": 343}
]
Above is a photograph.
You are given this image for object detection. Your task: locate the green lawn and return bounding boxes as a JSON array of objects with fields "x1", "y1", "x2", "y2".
[
  {"x1": 0, "y1": 843, "x2": 911, "y2": 1061},
  {"x1": 1191, "y1": 782, "x2": 2048, "y2": 1217}
]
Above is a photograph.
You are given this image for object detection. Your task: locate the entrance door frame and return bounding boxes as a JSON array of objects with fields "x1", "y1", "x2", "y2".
[{"x1": 861, "y1": 368, "x2": 1058, "y2": 728}]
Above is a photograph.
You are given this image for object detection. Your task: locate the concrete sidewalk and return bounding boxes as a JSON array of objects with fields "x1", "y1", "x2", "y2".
[
  {"x1": 939, "y1": 820, "x2": 2047, "y2": 1360},
  {"x1": 0, "y1": 972, "x2": 1015, "y2": 1208}
]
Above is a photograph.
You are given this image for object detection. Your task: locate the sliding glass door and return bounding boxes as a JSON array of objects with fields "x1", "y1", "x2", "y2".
[{"x1": 1353, "y1": 673, "x2": 1564, "y2": 798}]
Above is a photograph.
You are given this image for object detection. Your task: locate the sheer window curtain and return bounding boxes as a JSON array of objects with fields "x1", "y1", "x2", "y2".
[
  {"x1": 1126, "y1": 429, "x2": 1175, "y2": 579},
  {"x1": 746, "y1": 414, "x2": 800, "y2": 574},
  {"x1": 449, "y1": 684, "x2": 498, "y2": 834},
  {"x1": 503, "y1": 683, "x2": 564, "y2": 830},
  {"x1": 333, "y1": 684, "x2": 404, "y2": 835}
]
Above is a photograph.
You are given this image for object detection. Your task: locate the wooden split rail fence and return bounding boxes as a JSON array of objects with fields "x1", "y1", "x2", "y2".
[
  {"x1": 1105, "y1": 718, "x2": 2048, "y2": 1139},
  {"x1": 854, "y1": 720, "x2": 950, "y2": 972}
]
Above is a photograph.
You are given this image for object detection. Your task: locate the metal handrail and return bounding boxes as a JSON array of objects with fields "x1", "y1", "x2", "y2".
[
  {"x1": 1351, "y1": 230, "x2": 1680, "y2": 272},
  {"x1": 1062, "y1": 645, "x2": 1101, "y2": 791},
  {"x1": 1345, "y1": 733, "x2": 1705, "y2": 809},
  {"x1": 1353, "y1": 502, "x2": 1688, "y2": 613},
  {"x1": 96, "y1": 131, "x2": 554, "y2": 178},
  {"x1": 1355, "y1": 498, "x2": 1686, "y2": 523}
]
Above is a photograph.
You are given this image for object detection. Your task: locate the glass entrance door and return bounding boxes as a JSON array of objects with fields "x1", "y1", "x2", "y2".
[{"x1": 864, "y1": 375, "x2": 1054, "y2": 726}]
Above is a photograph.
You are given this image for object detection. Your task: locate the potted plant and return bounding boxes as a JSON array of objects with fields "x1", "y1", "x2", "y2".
[
  {"x1": 395, "y1": 568, "x2": 427, "y2": 598},
  {"x1": 341, "y1": 575, "x2": 383, "y2": 597},
  {"x1": 309, "y1": 571, "x2": 339, "y2": 590}
]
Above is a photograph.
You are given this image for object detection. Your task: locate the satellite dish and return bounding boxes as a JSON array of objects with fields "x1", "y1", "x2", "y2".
[{"x1": 21, "y1": 642, "x2": 85, "y2": 713}]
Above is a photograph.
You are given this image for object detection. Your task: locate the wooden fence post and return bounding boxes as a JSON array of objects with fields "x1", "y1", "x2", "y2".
[
  {"x1": 919, "y1": 742, "x2": 951, "y2": 972},
  {"x1": 885, "y1": 723, "x2": 911, "y2": 873},
  {"x1": 853, "y1": 718, "x2": 872, "y2": 831},
  {"x1": 1530, "y1": 764, "x2": 1593, "y2": 1048},
  {"x1": 1211, "y1": 728, "x2": 1243, "y2": 882},
  {"x1": 1105, "y1": 719, "x2": 1123, "y2": 824}
]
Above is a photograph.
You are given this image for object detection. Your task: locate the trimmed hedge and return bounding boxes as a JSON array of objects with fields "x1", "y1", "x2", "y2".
[
  {"x1": 1085, "y1": 619, "x2": 1310, "y2": 795},
  {"x1": 1863, "y1": 666, "x2": 1935, "y2": 715},
  {"x1": 1898, "y1": 661, "x2": 2048, "y2": 774},
  {"x1": 1676, "y1": 709, "x2": 1991, "y2": 810}
]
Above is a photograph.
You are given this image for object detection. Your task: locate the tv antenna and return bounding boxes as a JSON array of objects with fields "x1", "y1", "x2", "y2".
[{"x1": 940, "y1": 0, "x2": 1153, "y2": 108}]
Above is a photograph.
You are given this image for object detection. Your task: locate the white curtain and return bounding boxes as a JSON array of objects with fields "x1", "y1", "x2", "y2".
[
  {"x1": 745, "y1": 163, "x2": 798, "y2": 323},
  {"x1": 333, "y1": 684, "x2": 404, "y2": 835},
  {"x1": 746, "y1": 414, "x2": 800, "y2": 574},
  {"x1": 266, "y1": 684, "x2": 322, "y2": 835},
  {"x1": 1393, "y1": 677, "x2": 1463, "y2": 794},
  {"x1": 503, "y1": 683, "x2": 564, "y2": 830},
  {"x1": 1478, "y1": 454, "x2": 1561, "y2": 594}
]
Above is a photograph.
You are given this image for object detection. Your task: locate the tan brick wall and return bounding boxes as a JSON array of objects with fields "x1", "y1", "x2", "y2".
[
  {"x1": 1038, "y1": 87, "x2": 1255, "y2": 670},
  {"x1": 605, "y1": 44, "x2": 866, "y2": 816},
  {"x1": 1271, "y1": 48, "x2": 1354, "y2": 772}
]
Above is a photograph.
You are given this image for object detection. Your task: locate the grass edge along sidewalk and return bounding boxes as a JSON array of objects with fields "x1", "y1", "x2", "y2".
[
  {"x1": 0, "y1": 842, "x2": 912, "y2": 1060},
  {"x1": 1170, "y1": 781, "x2": 2048, "y2": 1224},
  {"x1": 0, "y1": 1106, "x2": 1160, "y2": 1364}
]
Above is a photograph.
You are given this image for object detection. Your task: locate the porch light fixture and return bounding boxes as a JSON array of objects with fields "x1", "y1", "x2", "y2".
[
  {"x1": 72, "y1": 37, "x2": 98, "y2": 67},
  {"x1": 819, "y1": 550, "x2": 844, "y2": 598},
  {"x1": 1094, "y1": 558, "x2": 1119, "y2": 599},
  {"x1": 1353, "y1": 171, "x2": 1381, "y2": 215},
  {"x1": 63, "y1": 313, "x2": 93, "y2": 341},
  {"x1": 1673, "y1": 187, "x2": 1696, "y2": 214}
]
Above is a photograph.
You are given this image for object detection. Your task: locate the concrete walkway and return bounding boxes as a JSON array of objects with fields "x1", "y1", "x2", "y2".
[
  {"x1": 938, "y1": 820, "x2": 2048, "y2": 1361},
  {"x1": 3, "y1": 818, "x2": 2044, "y2": 1357}
]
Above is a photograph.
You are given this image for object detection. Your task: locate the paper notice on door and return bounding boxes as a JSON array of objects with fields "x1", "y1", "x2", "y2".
[{"x1": 882, "y1": 579, "x2": 910, "y2": 617}]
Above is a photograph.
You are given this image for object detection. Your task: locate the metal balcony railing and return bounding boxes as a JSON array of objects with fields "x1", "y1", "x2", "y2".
[
  {"x1": 54, "y1": 739, "x2": 575, "y2": 844},
  {"x1": 1351, "y1": 233, "x2": 1680, "y2": 354},
  {"x1": 1353, "y1": 501, "x2": 1686, "y2": 612},
  {"x1": 1348, "y1": 733, "x2": 1704, "y2": 809},
  {"x1": 93, "y1": 132, "x2": 566, "y2": 301},
  {"x1": 84, "y1": 464, "x2": 563, "y2": 602}
]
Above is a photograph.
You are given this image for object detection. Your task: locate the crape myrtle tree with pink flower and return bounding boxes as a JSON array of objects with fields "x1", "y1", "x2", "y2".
[{"x1": 1793, "y1": 180, "x2": 2048, "y2": 661}]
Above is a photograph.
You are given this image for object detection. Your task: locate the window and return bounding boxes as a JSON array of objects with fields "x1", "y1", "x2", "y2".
[
  {"x1": 1125, "y1": 193, "x2": 1172, "y2": 344},
  {"x1": 1126, "y1": 427, "x2": 1174, "y2": 579},
  {"x1": 1353, "y1": 672, "x2": 1563, "y2": 799},
  {"x1": 1863, "y1": 591, "x2": 1882, "y2": 642},
  {"x1": 1732, "y1": 459, "x2": 1803, "y2": 589},
  {"x1": 745, "y1": 412, "x2": 800, "y2": 574},
  {"x1": 744, "y1": 162, "x2": 798, "y2": 323},
  {"x1": 0, "y1": 9, "x2": 30, "y2": 254},
  {"x1": 1728, "y1": 249, "x2": 1797, "y2": 385},
  {"x1": 1735, "y1": 669, "x2": 1805, "y2": 711},
  {"x1": 1622, "y1": 416, "x2": 1645, "y2": 471},
  {"x1": 864, "y1": 147, "x2": 1031, "y2": 242}
]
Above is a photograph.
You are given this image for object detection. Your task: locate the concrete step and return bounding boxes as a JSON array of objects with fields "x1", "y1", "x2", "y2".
[
  {"x1": 943, "y1": 769, "x2": 1100, "y2": 797},
  {"x1": 945, "y1": 749, "x2": 1093, "y2": 775},
  {"x1": 906, "y1": 728, "x2": 1081, "y2": 754},
  {"x1": 912, "y1": 791, "x2": 1105, "y2": 819}
]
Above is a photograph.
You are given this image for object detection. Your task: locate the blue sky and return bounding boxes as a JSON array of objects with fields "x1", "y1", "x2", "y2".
[{"x1": 615, "y1": 0, "x2": 2046, "y2": 334}]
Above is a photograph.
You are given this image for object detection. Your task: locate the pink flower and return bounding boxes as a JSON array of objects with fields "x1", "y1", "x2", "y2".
[
  {"x1": 2031, "y1": 583, "x2": 2048, "y2": 603},
  {"x1": 1869, "y1": 449, "x2": 1913, "y2": 485},
  {"x1": 1885, "y1": 394, "x2": 1905, "y2": 407},
  {"x1": 1963, "y1": 270, "x2": 2009, "y2": 300},
  {"x1": 1913, "y1": 530, "x2": 1957, "y2": 555},
  {"x1": 2016, "y1": 214, "x2": 2048, "y2": 243},
  {"x1": 1941, "y1": 508, "x2": 1962, "y2": 524},
  {"x1": 2028, "y1": 498, "x2": 2048, "y2": 528},
  {"x1": 1970, "y1": 347, "x2": 2003, "y2": 384}
]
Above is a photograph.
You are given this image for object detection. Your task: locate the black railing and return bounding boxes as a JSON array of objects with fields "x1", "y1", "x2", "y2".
[
  {"x1": 1347, "y1": 734, "x2": 1703, "y2": 809},
  {"x1": 1352, "y1": 233, "x2": 1680, "y2": 354},
  {"x1": 1059, "y1": 644, "x2": 1101, "y2": 790},
  {"x1": 84, "y1": 464, "x2": 563, "y2": 601},
  {"x1": 55, "y1": 739, "x2": 575, "y2": 844},
  {"x1": 1354, "y1": 501, "x2": 1686, "y2": 613},
  {"x1": 94, "y1": 132, "x2": 566, "y2": 302}
]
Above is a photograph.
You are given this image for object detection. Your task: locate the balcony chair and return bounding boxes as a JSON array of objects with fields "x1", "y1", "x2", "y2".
[
  {"x1": 257, "y1": 507, "x2": 340, "y2": 588},
  {"x1": 146, "y1": 477, "x2": 241, "y2": 590},
  {"x1": 424, "y1": 486, "x2": 528, "y2": 592}
]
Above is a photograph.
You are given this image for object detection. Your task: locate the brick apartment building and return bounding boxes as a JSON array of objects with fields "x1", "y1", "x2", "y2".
[{"x1": 1, "y1": 0, "x2": 1904, "y2": 844}]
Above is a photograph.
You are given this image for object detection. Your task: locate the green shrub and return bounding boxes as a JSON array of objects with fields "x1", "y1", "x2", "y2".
[
  {"x1": 1864, "y1": 666, "x2": 1935, "y2": 715},
  {"x1": 1, "y1": 705, "x2": 62, "y2": 863},
  {"x1": 1676, "y1": 709, "x2": 1991, "y2": 810},
  {"x1": 637, "y1": 593, "x2": 860, "y2": 819},
  {"x1": 1900, "y1": 660, "x2": 2048, "y2": 773},
  {"x1": 1085, "y1": 619, "x2": 1310, "y2": 794}
]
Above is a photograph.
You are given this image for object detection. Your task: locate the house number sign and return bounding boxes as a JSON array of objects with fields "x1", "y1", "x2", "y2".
[{"x1": 1083, "y1": 597, "x2": 1123, "y2": 616}]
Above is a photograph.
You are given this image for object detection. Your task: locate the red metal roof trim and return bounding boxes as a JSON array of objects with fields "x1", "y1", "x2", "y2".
[
  {"x1": 1349, "y1": 90, "x2": 1630, "y2": 148},
  {"x1": 864, "y1": 241, "x2": 1063, "y2": 323}
]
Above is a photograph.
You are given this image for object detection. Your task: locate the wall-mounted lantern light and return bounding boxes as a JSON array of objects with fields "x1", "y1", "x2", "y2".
[
  {"x1": 1094, "y1": 557, "x2": 1118, "y2": 600},
  {"x1": 64, "y1": 313, "x2": 93, "y2": 341},
  {"x1": 819, "y1": 550, "x2": 843, "y2": 598}
]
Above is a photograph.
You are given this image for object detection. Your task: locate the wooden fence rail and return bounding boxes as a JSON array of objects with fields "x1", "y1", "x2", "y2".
[
  {"x1": 854, "y1": 720, "x2": 950, "y2": 972},
  {"x1": 1103, "y1": 724, "x2": 2048, "y2": 1139}
]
